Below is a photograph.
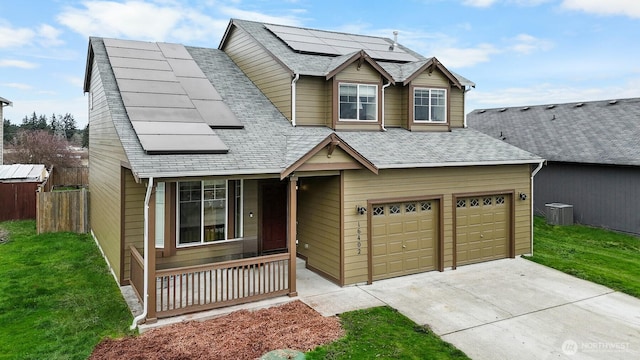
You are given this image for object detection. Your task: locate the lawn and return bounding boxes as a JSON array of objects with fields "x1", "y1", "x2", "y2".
[
  {"x1": 525, "y1": 216, "x2": 640, "y2": 298},
  {"x1": 305, "y1": 306, "x2": 469, "y2": 360},
  {"x1": 0, "y1": 220, "x2": 133, "y2": 360}
]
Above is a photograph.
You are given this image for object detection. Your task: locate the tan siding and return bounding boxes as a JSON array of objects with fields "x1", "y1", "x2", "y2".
[
  {"x1": 342, "y1": 165, "x2": 531, "y2": 285},
  {"x1": 123, "y1": 171, "x2": 146, "y2": 280},
  {"x1": 383, "y1": 85, "x2": 404, "y2": 128},
  {"x1": 450, "y1": 87, "x2": 465, "y2": 128},
  {"x1": 297, "y1": 176, "x2": 341, "y2": 281},
  {"x1": 223, "y1": 27, "x2": 292, "y2": 120},
  {"x1": 306, "y1": 147, "x2": 357, "y2": 165},
  {"x1": 335, "y1": 62, "x2": 381, "y2": 82},
  {"x1": 296, "y1": 76, "x2": 329, "y2": 126},
  {"x1": 88, "y1": 57, "x2": 129, "y2": 283},
  {"x1": 412, "y1": 70, "x2": 450, "y2": 87}
]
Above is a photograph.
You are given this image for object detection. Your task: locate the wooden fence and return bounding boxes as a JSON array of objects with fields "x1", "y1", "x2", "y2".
[
  {"x1": 50, "y1": 166, "x2": 89, "y2": 188},
  {"x1": 0, "y1": 182, "x2": 39, "y2": 221},
  {"x1": 36, "y1": 188, "x2": 88, "y2": 234}
]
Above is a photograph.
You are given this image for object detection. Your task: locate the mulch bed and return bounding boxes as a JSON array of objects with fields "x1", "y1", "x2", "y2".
[{"x1": 90, "y1": 300, "x2": 344, "y2": 359}]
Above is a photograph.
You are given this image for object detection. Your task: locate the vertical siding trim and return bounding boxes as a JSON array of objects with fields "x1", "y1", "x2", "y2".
[
  {"x1": 339, "y1": 171, "x2": 345, "y2": 286},
  {"x1": 120, "y1": 167, "x2": 126, "y2": 284}
]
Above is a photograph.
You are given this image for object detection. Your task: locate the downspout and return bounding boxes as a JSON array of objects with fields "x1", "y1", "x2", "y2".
[
  {"x1": 530, "y1": 161, "x2": 544, "y2": 256},
  {"x1": 381, "y1": 80, "x2": 391, "y2": 131},
  {"x1": 130, "y1": 176, "x2": 154, "y2": 330},
  {"x1": 291, "y1": 73, "x2": 299, "y2": 127}
]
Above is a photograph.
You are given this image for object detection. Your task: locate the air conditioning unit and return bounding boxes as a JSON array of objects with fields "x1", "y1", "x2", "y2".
[{"x1": 545, "y1": 203, "x2": 573, "y2": 225}]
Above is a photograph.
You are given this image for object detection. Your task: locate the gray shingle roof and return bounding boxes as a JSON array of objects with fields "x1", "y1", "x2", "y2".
[
  {"x1": 90, "y1": 36, "x2": 541, "y2": 180},
  {"x1": 467, "y1": 98, "x2": 640, "y2": 166},
  {"x1": 227, "y1": 19, "x2": 475, "y2": 87}
]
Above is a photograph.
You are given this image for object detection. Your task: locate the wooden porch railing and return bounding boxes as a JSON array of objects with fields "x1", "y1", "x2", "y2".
[
  {"x1": 155, "y1": 253, "x2": 290, "y2": 318},
  {"x1": 129, "y1": 245, "x2": 144, "y2": 302}
]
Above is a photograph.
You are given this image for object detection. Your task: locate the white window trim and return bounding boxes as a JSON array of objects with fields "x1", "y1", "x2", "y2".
[
  {"x1": 413, "y1": 87, "x2": 447, "y2": 123},
  {"x1": 338, "y1": 83, "x2": 378, "y2": 122},
  {"x1": 154, "y1": 181, "x2": 165, "y2": 249},
  {"x1": 175, "y1": 179, "x2": 244, "y2": 248}
]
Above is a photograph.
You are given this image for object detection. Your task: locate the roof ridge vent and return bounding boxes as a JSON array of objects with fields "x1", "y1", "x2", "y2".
[
  {"x1": 478, "y1": 109, "x2": 486, "y2": 113},
  {"x1": 521, "y1": 106, "x2": 530, "y2": 111},
  {"x1": 609, "y1": 100, "x2": 618, "y2": 105},
  {"x1": 499, "y1": 108, "x2": 507, "y2": 112},
  {"x1": 546, "y1": 105, "x2": 556, "y2": 109},
  {"x1": 575, "y1": 103, "x2": 584, "y2": 107}
]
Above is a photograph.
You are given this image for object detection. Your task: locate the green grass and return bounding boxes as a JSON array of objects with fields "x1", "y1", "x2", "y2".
[
  {"x1": 0, "y1": 220, "x2": 134, "y2": 360},
  {"x1": 305, "y1": 306, "x2": 469, "y2": 360},
  {"x1": 525, "y1": 216, "x2": 640, "y2": 298}
]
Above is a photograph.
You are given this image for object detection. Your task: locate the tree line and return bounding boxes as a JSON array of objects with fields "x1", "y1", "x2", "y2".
[{"x1": 3, "y1": 112, "x2": 89, "y2": 168}]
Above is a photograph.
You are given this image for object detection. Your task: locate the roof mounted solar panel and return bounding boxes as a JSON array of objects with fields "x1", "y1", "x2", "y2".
[
  {"x1": 104, "y1": 38, "x2": 243, "y2": 154},
  {"x1": 264, "y1": 24, "x2": 419, "y2": 62}
]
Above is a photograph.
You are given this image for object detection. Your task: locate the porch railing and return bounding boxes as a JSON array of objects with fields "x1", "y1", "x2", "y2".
[
  {"x1": 155, "y1": 253, "x2": 290, "y2": 318},
  {"x1": 129, "y1": 245, "x2": 144, "y2": 301}
]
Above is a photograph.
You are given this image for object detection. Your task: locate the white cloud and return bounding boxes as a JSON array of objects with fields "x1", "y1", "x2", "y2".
[
  {"x1": 466, "y1": 80, "x2": 640, "y2": 111},
  {"x1": 561, "y1": 0, "x2": 640, "y2": 19},
  {"x1": 218, "y1": 6, "x2": 303, "y2": 26},
  {"x1": 37, "y1": 24, "x2": 64, "y2": 47},
  {"x1": 0, "y1": 24, "x2": 35, "y2": 48},
  {"x1": 0, "y1": 59, "x2": 38, "y2": 69},
  {"x1": 462, "y1": 0, "x2": 497, "y2": 7},
  {"x1": 432, "y1": 44, "x2": 500, "y2": 68},
  {"x1": 57, "y1": 1, "x2": 184, "y2": 41},
  {"x1": 1, "y1": 83, "x2": 32, "y2": 90},
  {"x1": 510, "y1": 34, "x2": 553, "y2": 54}
]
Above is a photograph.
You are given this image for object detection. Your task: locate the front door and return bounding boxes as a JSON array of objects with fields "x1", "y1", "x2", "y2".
[{"x1": 260, "y1": 180, "x2": 288, "y2": 252}]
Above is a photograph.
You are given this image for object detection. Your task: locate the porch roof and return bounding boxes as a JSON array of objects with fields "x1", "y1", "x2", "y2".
[{"x1": 89, "y1": 37, "x2": 541, "y2": 181}]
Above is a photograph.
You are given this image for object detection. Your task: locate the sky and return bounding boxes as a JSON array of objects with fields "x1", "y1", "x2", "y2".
[{"x1": 1, "y1": 0, "x2": 640, "y2": 127}]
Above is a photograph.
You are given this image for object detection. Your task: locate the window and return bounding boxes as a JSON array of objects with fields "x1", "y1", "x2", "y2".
[
  {"x1": 414, "y1": 88, "x2": 446, "y2": 122},
  {"x1": 155, "y1": 182, "x2": 165, "y2": 248},
  {"x1": 177, "y1": 180, "x2": 243, "y2": 246},
  {"x1": 339, "y1": 83, "x2": 377, "y2": 121}
]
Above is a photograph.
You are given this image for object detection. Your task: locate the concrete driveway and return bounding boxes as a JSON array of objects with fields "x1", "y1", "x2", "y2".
[{"x1": 299, "y1": 257, "x2": 640, "y2": 360}]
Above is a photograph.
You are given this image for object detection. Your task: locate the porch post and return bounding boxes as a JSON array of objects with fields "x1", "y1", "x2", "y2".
[
  {"x1": 287, "y1": 175, "x2": 298, "y2": 297},
  {"x1": 146, "y1": 189, "x2": 157, "y2": 322}
]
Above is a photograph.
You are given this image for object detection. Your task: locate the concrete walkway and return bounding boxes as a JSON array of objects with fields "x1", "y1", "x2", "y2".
[{"x1": 127, "y1": 257, "x2": 639, "y2": 359}]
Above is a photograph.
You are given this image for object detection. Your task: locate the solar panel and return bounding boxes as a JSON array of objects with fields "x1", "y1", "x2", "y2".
[
  {"x1": 104, "y1": 38, "x2": 243, "y2": 154},
  {"x1": 264, "y1": 24, "x2": 419, "y2": 62}
]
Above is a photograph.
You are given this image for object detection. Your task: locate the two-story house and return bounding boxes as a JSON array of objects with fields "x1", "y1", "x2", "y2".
[{"x1": 83, "y1": 19, "x2": 543, "y2": 325}]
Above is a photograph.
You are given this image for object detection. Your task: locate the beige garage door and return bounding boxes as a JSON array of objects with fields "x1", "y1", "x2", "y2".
[
  {"x1": 372, "y1": 200, "x2": 439, "y2": 281},
  {"x1": 455, "y1": 194, "x2": 510, "y2": 266}
]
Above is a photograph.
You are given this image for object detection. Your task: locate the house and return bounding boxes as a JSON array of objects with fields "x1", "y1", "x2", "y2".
[
  {"x1": 0, "y1": 164, "x2": 48, "y2": 221},
  {"x1": 468, "y1": 98, "x2": 640, "y2": 235},
  {"x1": 0, "y1": 96, "x2": 11, "y2": 165},
  {"x1": 83, "y1": 19, "x2": 543, "y2": 325}
]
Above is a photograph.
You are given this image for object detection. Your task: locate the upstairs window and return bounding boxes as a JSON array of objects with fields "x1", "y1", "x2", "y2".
[
  {"x1": 414, "y1": 88, "x2": 446, "y2": 122},
  {"x1": 339, "y1": 83, "x2": 377, "y2": 121}
]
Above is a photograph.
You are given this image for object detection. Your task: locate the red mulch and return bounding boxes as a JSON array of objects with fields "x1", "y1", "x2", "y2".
[{"x1": 90, "y1": 300, "x2": 344, "y2": 360}]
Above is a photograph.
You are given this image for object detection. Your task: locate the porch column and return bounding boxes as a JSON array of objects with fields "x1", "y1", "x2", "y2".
[
  {"x1": 287, "y1": 175, "x2": 298, "y2": 297},
  {"x1": 146, "y1": 188, "x2": 157, "y2": 322}
]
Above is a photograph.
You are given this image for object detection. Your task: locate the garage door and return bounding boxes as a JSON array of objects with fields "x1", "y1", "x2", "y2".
[
  {"x1": 455, "y1": 194, "x2": 510, "y2": 266},
  {"x1": 372, "y1": 200, "x2": 439, "y2": 281}
]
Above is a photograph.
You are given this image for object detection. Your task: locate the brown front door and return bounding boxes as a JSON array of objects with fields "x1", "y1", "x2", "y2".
[{"x1": 260, "y1": 180, "x2": 288, "y2": 252}]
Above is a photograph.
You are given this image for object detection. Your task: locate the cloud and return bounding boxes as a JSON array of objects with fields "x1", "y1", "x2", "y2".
[
  {"x1": 561, "y1": 0, "x2": 640, "y2": 19},
  {"x1": 218, "y1": 6, "x2": 303, "y2": 26},
  {"x1": 432, "y1": 44, "x2": 500, "y2": 68},
  {"x1": 0, "y1": 59, "x2": 38, "y2": 69},
  {"x1": 0, "y1": 24, "x2": 35, "y2": 48},
  {"x1": 462, "y1": 0, "x2": 551, "y2": 7},
  {"x1": 37, "y1": 24, "x2": 64, "y2": 47},
  {"x1": 510, "y1": 34, "x2": 553, "y2": 54},
  {"x1": 1, "y1": 83, "x2": 32, "y2": 91},
  {"x1": 462, "y1": 0, "x2": 497, "y2": 7}
]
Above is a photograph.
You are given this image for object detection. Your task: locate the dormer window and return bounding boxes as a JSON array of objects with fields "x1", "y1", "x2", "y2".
[
  {"x1": 414, "y1": 88, "x2": 446, "y2": 122},
  {"x1": 339, "y1": 83, "x2": 378, "y2": 121}
]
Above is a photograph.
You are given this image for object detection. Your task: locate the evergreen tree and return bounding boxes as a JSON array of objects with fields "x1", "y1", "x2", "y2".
[
  {"x1": 81, "y1": 123, "x2": 89, "y2": 148},
  {"x1": 62, "y1": 113, "x2": 76, "y2": 140}
]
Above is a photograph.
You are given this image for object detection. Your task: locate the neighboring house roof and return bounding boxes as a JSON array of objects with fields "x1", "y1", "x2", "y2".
[
  {"x1": 0, "y1": 164, "x2": 47, "y2": 183},
  {"x1": 0, "y1": 96, "x2": 12, "y2": 106},
  {"x1": 467, "y1": 98, "x2": 640, "y2": 167},
  {"x1": 86, "y1": 35, "x2": 540, "y2": 181},
  {"x1": 221, "y1": 19, "x2": 474, "y2": 88}
]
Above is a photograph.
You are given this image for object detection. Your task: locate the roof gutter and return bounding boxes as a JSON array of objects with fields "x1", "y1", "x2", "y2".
[
  {"x1": 377, "y1": 158, "x2": 545, "y2": 169},
  {"x1": 529, "y1": 161, "x2": 545, "y2": 256},
  {"x1": 291, "y1": 73, "x2": 299, "y2": 127},
  {"x1": 130, "y1": 176, "x2": 153, "y2": 330},
  {"x1": 381, "y1": 80, "x2": 392, "y2": 132}
]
